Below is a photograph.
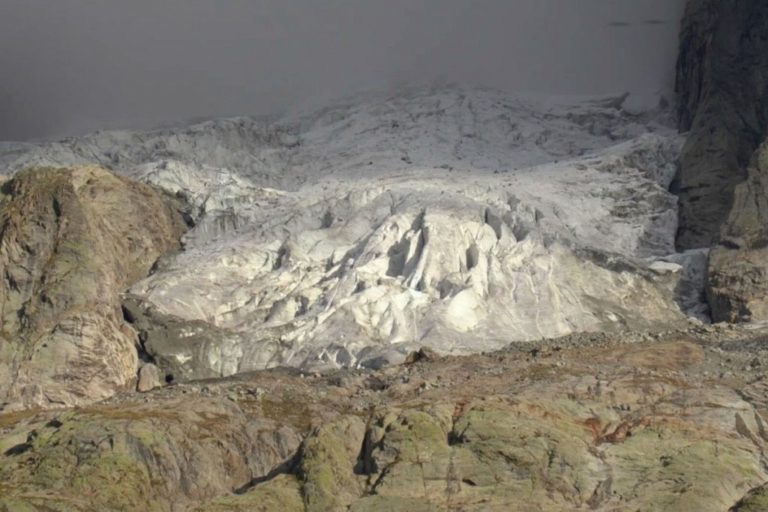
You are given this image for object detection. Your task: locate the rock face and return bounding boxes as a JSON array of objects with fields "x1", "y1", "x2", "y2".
[
  {"x1": 674, "y1": 0, "x2": 768, "y2": 249},
  {"x1": 0, "y1": 87, "x2": 700, "y2": 380},
  {"x1": 0, "y1": 395, "x2": 303, "y2": 512},
  {"x1": 707, "y1": 143, "x2": 768, "y2": 322},
  {"x1": 675, "y1": 0, "x2": 768, "y2": 322},
  {"x1": 0, "y1": 166, "x2": 186, "y2": 410},
  {"x1": 3, "y1": 325, "x2": 768, "y2": 511}
]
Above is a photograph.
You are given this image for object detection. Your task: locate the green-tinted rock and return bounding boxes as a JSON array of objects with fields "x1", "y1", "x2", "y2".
[
  {"x1": 731, "y1": 484, "x2": 768, "y2": 512},
  {"x1": 0, "y1": 397, "x2": 301, "y2": 511},
  {"x1": 605, "y1": 427, "x2": 763, "y2": 511},
  {"x1": 196, "y1": 475, "x2": 305, "y2": 512},
  {"x1": 298, "y1": 415, "x2": 366, "y2": 512},
  {"x1": 348, "y1": 496, "x2": 438, "y2": 512}
]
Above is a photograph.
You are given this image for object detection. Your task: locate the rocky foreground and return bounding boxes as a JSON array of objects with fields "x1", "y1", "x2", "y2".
[{"x1": 3, "y1": 324, "x2": 768, "y2": 511}]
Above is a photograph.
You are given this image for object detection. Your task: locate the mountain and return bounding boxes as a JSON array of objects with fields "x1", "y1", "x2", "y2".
[{"x1": 0, "y1": 86, "x2": 703, "y2": 392}]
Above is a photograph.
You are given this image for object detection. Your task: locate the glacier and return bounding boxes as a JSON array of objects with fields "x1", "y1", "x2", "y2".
[{"x1": 0, "y1": 85, "x2": 703, "y2": 379}]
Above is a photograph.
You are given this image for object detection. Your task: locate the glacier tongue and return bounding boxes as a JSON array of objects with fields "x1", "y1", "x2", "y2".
[{"x1": 1, "y1": 86, "x2": 692, "y2": 377}]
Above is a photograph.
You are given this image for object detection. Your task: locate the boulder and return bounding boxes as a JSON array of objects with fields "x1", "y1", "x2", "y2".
[{"x1": 136, "y1": 363, "x2": 163, "y2": 392}]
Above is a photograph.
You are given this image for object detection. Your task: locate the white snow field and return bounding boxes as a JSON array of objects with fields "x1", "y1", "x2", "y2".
[{"x1": 0, "y1": 85, "x2": 704, "y2": 376}]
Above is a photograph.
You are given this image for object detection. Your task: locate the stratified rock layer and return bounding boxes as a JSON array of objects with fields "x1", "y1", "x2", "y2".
[
  {"x1": 0, "y1": 166, "x2": 186, "y2": 410},
  {"x1": 675, "y1": 0, "x2": 768, "y2": 249}
]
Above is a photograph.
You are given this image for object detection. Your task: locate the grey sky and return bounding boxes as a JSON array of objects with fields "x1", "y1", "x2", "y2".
[{"x1": 0, "y1": 0, "x2": 686, "y2": 141}]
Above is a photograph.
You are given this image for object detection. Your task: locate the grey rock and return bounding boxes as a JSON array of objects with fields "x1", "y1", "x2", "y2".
[
  {"x1": 122, "y1": 295, "x2": 247, "y2": 382},
  {"x1": 674, "y1": 0, "x2": 768, "y2": 249},
  {"x1": 357, "y1": 350, "x2": 407, "y2": 370}
]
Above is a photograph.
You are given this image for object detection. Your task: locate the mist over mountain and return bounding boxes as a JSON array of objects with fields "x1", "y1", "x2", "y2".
[{"x1": 0, "y1": 0, "x2": 685, "y2": 140}]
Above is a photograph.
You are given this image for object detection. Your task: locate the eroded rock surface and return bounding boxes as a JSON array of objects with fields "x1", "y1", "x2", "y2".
[
  {"x1": 0, "y1": 166, "x2": 186, "y2": 410},
  {"x1": 2, "y1": 325, "x2": 768, "y2": 511}
]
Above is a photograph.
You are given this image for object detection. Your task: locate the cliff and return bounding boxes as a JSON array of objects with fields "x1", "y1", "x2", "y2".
[
  {"x1": 0, "y1": 166, "x2": 186, "y2": 410},
  {"x1": 674, "y1": 0, "x2": 768, "y2": 249}
]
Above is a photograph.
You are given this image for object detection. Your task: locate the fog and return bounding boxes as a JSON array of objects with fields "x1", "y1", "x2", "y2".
[{"x1": 0, "y1": 0, "x2": 686, "y2": 140}]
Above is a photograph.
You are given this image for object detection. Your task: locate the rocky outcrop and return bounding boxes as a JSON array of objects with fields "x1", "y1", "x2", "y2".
[
  {"x1": 0, "y1": 396, "x2": 303, "y2": 512},
  {"x1": 675, "y1": 0, "x2": 768, "y2": 323},
  {"x1": 0, "y1": 166, "x2": 186, "y2": 410},
  {"x1": 3, "y1": 325, "x2": 768, "y2": 511},
  {"x1": 674, "y1": 0, "x2": 768, "y2": 249},
  {"x1": 731, "y1": 484, "x2": 768, "y2": 512},
  {"x1": 707, "y1": 143, "x2": 768, "y2": 322},
  {"x1": 122, "y1": 295, "x2": 242, "y2": 382}
]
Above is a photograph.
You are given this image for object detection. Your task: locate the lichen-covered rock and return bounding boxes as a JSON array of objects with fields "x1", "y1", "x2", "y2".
[
  {"x1": 2, "y1": 328, "x2": 768, "y2": 511},
  {"x1": 297, "y1": 416, "x2": 367, "y2": 511},
  {"x1": 0, "y1": 397, "x2": 302, "y2": 512},
  {"x1": 674, "y1": 0, "x2": 768, "y2": 249},
  {"x1": 197, "y1": 475, "x2": 305, "y2": 512},
  {"x1": 0, "y1": 166, "x2": 186, "y2": 410},
  {"x1": 731, "y1": 484, "x2": 768, "y2": 512}
]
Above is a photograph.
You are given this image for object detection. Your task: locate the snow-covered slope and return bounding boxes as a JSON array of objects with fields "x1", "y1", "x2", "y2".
[{"x1": 0, "y1": 86, "x2": 700, "y2": 377}]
